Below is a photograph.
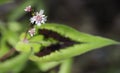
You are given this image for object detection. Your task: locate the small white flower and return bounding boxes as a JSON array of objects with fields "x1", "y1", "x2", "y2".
[
  {"x1": 30, "y1": 10, "x2": 47, "y2": 26},
  {"x1": 28, "y1": 28, "x2": 36, "y2": 37},
  {"x1": 24, "y1": 5, "x2": 32, "y2": 12}
]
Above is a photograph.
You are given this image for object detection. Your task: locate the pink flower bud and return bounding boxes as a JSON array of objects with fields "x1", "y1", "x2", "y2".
[
  {"x1": 28, "y1": 28, "x2": 36, "y2": 37},
  {"x1": 24, "y1": 5, "x2": 32, "y2": 12}
]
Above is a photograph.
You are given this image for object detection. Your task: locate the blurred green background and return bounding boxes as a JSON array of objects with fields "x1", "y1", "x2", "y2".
[{"x1": 0, "y1": 0, "x2": 120, "y2": 73}]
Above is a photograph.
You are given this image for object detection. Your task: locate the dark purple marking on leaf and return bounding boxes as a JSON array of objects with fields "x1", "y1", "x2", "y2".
[{"x1": 35, "y1": 29, "x2": 80, "y2": 57}]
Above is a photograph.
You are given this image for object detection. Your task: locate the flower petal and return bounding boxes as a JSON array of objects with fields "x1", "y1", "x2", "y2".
[{"x1": 39, "y1": 10, "x2": 44, "y2": 15}]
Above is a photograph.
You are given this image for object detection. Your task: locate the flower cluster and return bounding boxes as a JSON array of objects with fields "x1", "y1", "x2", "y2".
[{"x1": 24, "y1": 5, "x2": 47, "y2": 37}]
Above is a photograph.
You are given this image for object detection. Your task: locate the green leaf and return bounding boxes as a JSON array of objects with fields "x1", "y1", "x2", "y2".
[
  {"x1": 39, "y1": 23, "x2": 118, "y2": 43},
  {"x1": 58, "y1": 59, "x2": 73, "y2": 73},
  {"x1": 16, "y1": 41, "x2": 41, "y2": 53},
  {"x1": 6, "y1": 31, "x2": 19, "y2": 46},
  {"x1": 0, "y1": 46, "x2": 9, "y2": 58},
  {"x1": 16, "y1": 34, "x2": 58, "y2": 53},
  {"x1": 16, "y1": 35, "x2": 44, "y2": 53},
  {"x1": 0, "y1": 22, "x2": 6, "y2": 34},
  {"x1": 8, "y1": 22, "x2": 22, "y2": 32},
  {"x1": 29, "y1": 23, "x2": 118, "y2": 62},
  {"x1": 16, "y1": 23, "x2": 119, "y2": 63},
  {"x1": 0, "y1": 52, "x2": 31, "y2": 73},
  {"x1": 0, "y1": 37, "x2": 9, "y2": 58},
  {"x1": 36, "y1": 61, "x2": 60, "y2": 72}
]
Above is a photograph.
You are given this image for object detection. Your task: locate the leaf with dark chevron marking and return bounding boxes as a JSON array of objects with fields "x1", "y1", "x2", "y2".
[{"x1": 15, "y1": 23, "x2": 119, "y2": 63}]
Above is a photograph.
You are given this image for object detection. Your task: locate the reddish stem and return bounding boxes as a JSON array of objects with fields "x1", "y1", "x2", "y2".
[{"x1": 0, "y1": 48, "x2": 16, "y2": 62}]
